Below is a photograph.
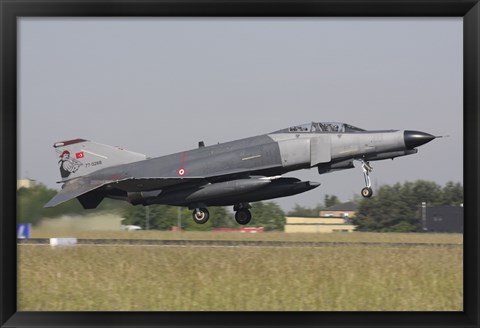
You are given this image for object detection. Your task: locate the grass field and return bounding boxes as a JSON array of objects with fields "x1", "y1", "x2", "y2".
[{"x1": 17, "y1": 231, "x2": 463, "y2": 311}]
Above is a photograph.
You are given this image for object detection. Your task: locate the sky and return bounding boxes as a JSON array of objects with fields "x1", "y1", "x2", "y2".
[{"x1": 18, "y1": 17, "x2": 463, "y2": 212}]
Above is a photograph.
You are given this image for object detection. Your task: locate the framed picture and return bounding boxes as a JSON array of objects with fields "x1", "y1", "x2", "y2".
[{"x1": 2, "y1": 0, "x2": 478, "y2": 327}]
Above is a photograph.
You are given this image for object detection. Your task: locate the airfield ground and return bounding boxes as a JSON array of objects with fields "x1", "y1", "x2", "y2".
[{"x1": 17, "y1": 231, "x2": 463, "y2": 311}]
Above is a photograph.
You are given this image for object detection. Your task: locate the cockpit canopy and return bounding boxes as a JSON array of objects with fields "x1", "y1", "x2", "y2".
[{"x1": 273, "y1": 122, "x2": 366, "y2": 133}]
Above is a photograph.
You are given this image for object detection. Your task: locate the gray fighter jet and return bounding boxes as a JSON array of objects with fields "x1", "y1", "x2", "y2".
[{"x1": 45, "y1": 122, "x2": 436, "y2": 225}]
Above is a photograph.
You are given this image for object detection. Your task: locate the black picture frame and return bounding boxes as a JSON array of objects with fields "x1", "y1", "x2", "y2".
[{"x1": 1, "y1": 1, "x2": 478, "y2": 327}]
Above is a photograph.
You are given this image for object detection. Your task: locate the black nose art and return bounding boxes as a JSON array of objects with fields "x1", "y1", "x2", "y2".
[{"x1": 404, "y1": 130, "x2": 436, "y2": 149}]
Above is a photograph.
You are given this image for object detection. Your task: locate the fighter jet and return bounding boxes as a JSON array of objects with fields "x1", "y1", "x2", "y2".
[{"x1": 45, "y1": 122, "x2": 436, "y2": 225}]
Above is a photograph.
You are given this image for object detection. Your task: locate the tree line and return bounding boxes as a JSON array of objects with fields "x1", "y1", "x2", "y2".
[
  {"x1": 352, "y1": 180, "x2": 463, "y2": 232},
  {"x1": 121, "y1": 201, "x2": 285, "y2": 231},
  {"x1": 16, "y1": 184, "x2": 286, "y2": 231},
  {"x1": 17, "y1": 180, "x2": 462, "y2": 232}
]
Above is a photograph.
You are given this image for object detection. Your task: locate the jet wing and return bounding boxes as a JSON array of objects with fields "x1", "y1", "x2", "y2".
[
  {"x1": 111, "y1": 165, "x2": 283, "y2": 192},
  {"x1": 111, "y1": 177, "x2": 207, "y2": 192},
  {"x1": 203, "y1": 164, "x2": 284, "y2": 182},
  {"x1": 44, "y1": 163, "x2": 283, "y2": 208}
]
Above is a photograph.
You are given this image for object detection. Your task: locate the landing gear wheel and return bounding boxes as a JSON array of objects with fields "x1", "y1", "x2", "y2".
[
  {"x1": 357, "y1": 159, "x2": 374, "y2": 198},
  {"x1": 192, "y1": 208, "x2": 210, "y2": 224},
  {"x1": 361, "y1": 187, "x2": 373, "y2": 198},
  {"x1": 235, "y1": 209, "x2": 252, "y2": 225}
]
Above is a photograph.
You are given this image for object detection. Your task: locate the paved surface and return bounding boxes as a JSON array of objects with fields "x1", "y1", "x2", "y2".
[{"x1": 17, "y1": 238, "x2": 463, "y2": 248}]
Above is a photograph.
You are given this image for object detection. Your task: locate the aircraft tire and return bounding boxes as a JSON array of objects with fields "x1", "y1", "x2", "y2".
[
  {"x1": 361, "y1": 187, "x2": 373, "y2": 198},
  {"x1": 192, "y1": 208, "x2": 210, "y2": 224},
  {"x1": 235, "y1": 209, "x2": 252, "y2": 225}
]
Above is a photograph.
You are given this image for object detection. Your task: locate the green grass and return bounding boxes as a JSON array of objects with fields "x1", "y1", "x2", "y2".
[{"x1": 17, "y1": 232, "x2": 463, "y2": 311}]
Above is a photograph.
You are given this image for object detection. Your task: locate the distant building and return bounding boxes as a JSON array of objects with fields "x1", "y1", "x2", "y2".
[
  {"x1": 284, "y1": 216, "x2": 356, "y2": 233},
  {"x1": 424, "y1": 205, "x2": 463, "y2": 233},
  {"x1": 17, "y1": 179, "x2": 38, "y2": 190},
  {"x1": 320, "y1": 201, "x2": 357, "y2": 219},
  {"x1": 285, "y1": 201, "x2": 358, "y2": 233}
]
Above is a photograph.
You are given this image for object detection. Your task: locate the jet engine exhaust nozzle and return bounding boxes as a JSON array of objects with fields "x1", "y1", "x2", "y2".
[{"x1": 404, "y1": 130, "x2": 436, "y2": 149}]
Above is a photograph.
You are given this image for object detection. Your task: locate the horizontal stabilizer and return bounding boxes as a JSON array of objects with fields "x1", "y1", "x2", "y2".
[{"x1": 44, "y1": 178, "x2": 109, "y2": 208}]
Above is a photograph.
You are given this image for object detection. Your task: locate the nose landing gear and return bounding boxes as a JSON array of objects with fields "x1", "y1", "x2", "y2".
[
  {"x1": 360, "y1": 160, "x2": 373, "y2": 198},
  {"x1": 361, "y1": 186, "x2": 373, "y2": 198}
]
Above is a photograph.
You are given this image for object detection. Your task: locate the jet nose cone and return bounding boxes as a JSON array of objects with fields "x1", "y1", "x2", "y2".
[{"x1": 404, "y1": 130, "x2": 436, "y2": 149}]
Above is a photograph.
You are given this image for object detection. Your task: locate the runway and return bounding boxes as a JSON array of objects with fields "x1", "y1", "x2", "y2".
[{"x1": 17, "y1": 238, "x2": 463, "y2": 248}]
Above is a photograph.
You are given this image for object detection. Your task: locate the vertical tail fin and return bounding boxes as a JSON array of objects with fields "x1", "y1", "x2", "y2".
[{"x1": 53, "y1": 139, "x2": 146, "y2": 181}]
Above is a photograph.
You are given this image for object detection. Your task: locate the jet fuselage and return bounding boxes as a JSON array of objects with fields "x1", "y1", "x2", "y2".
[{"x1": 93, "y1": 127, "x2": 431, "y2": 207}]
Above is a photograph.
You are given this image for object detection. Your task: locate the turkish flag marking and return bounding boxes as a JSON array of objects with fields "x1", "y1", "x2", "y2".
[{"x1": 76, "y1": 152, "x2": 84, "y2": 159}]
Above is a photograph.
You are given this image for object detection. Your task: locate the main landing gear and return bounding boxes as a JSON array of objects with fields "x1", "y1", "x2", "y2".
[
  {"x1": 190, "y1": 203, "x2": 253, "y2": 225},
  {"x1": 234, "y1": 203, "x2": 252, "y2": 225},
  {"x1": 359, "y1": 159, "x2": 373, "y2": 198},
  {"x1": 192, "y1": 207, "x2": 210, "y2": 224}
]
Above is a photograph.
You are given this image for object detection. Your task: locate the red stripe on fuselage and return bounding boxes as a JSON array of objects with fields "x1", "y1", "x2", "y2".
[{"x1": 181, "y1": 151, "x2": 186, "y2": 168}]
